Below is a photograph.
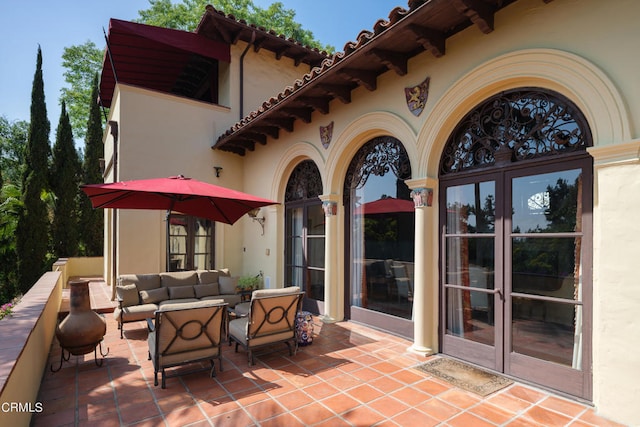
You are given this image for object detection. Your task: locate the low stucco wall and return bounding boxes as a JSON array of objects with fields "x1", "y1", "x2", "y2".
[{"x1": 0, "y1": 271, "x2": 62, "y2": 427}]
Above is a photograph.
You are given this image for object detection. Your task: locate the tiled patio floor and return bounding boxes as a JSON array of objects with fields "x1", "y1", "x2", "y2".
[{"x1": 32, "y1": 282, "x2": 625, "y2": 427}]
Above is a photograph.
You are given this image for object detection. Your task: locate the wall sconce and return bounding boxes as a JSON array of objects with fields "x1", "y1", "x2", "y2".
[
  {"x1": 213, "y1": 166, "x2": 223, "y2": 178},
  {"x1": 247, "y1": 208, "x2": 265, "y2": 235}
]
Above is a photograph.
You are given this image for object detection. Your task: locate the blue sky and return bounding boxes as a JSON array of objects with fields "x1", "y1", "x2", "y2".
[{"x1": 0, "y1": 0, "x2": 402, "y2": 129}]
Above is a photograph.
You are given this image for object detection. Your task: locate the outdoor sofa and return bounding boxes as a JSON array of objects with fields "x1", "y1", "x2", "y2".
[
  {"x1": 147, "y1": 300, "x2": 228, "y2": 388},
  {"x1": 114, "y1": 269, "x2": 241, "y2": 338}
]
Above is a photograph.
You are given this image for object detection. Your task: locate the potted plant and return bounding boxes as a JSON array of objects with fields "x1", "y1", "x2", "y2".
[{"x1": 237, "y1": 274, "x2": 261, "y2": 292}]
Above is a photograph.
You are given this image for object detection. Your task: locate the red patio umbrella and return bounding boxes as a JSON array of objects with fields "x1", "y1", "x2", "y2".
[{"x1": 80, "y1": 175, "x2": 277, "y2": 224}]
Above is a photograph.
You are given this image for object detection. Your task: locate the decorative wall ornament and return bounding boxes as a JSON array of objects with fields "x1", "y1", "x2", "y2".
[
  {"x1": 405, "y1": 76, "x2": 430, "y2": 117},
  {"x1": 320, "y1": 121, "x2": 334, "y2": 148},
  {"x1": 411, "y1": 188, "x2": 433, "y2": 208},
  {"x1": 322, "y1": 201, "x2": 337, "y2": 216}
]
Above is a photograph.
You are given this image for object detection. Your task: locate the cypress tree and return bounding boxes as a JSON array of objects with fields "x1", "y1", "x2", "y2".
[
  {"x1": 51, "y1": 101, "x2": 80, "y2": 257},
  {"x1": 16, "y1": 46, "x2": 51, "y2": 293},
  {"x1": 79, "y1": 74, "x2": 104, "y2": 256}
]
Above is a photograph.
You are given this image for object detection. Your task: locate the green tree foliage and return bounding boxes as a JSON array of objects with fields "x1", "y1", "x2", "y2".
[
  {"x1": 60, "y1": 41, "x2": 104, "y2": 140},
  {"x1": 80, "y1": 75, "x2": 104, "y2": 256},
  {"x1": 0, "y1": 183, "x2": 22, "y2": 302},
  {"x1": 137, "y1": 0, "x2": 333, "y2": 52},
  {"x1": 51, "y1": 102, "x2": 81, "y2": 258},
  {"x1": 0, "y1": 116, "x2": 28, "y2": 187},
  {"x1": 16, "y1": 46, "x2": 51, "y2": 293}
]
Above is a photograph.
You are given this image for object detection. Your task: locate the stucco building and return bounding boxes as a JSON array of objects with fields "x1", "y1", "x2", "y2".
[{"x1": 98, "y1": 1, "x2": 640, "y2": 424}]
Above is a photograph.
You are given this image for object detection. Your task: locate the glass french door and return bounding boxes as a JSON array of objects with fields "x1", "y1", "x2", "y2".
[{"x1": 441, "y1": 159, "x2": 592, "y2": 399}]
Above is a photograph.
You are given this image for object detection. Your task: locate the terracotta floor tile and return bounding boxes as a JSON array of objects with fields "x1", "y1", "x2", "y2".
[
  {"x1": 208, "y1": 408, "x2": 255, "y2": 427},
  {"x1": 579, "y1": 409, "x2": 628, "y2": 427},
  {"x1": 391, "y1": 408, "x2": 440, "y2": 427},
  {"x1": 415, "y1": 397, "x2": 459, "y2": 422},
  {"x1": 412, "y1": 378, "x2": 452, "y2": 396},
  {"x1": 506, "y1": 385, "x2": 547, "y2": 404},
  {"x1": 342, "y1": 405, "x2": 387, "y2": 426},
  {"x1": 260, "y1": 412, "x2": 307, "y2": 427},
  {"x1": 437, "y1": 388, "x2": 482, "y2": 409},
  {"x1": 371, "y1": 360, "x2": 403, "y2": 374},
  {"x1": 470, "y1": 401, "x2": 517, "y2": 424},
  {"x1": 321, "y1": 392, "x2": 361, "y2": 414},
  {"x1": 312, "y1": 416, "x2": 355, "y2": 427},
  {"x1": 486, "y1": 392, "x2": 532, "y2": 413},
  {"x1": 156, "y1": 393, "x2": 197, "y2": 413},
  {"x1": 117, "y1": 401, "x2": 160, "y2": 425},
  {"x1": 523, "y1": 405, "x2": 572, "y2": 426},
  {"x1": 244, "y1": 398, "x2": 286, "y2": 422},
  {"x1": 390, "y1": 386, "x2": 432, "y2": 407},
  {"x1": 291, "y1": 402, "x2": 335, "y2": 425},
  {"x1": 303, "y1": 381, "x2": 340, "y2": 400},
  {"x1": 349, "y1": 383, "x2": 385, "y2": 403},
  {"x1": 369, "y1": 375, "x2": 405, "y2": 394},
  {"x1": 370, "y1": 395, "x2": 412, "y2": 418},
  {"x1": 163, "y1": 404, "x2": 207, "y2": 426},
  {"x1": 198, "y1": 395, "x2": 240, "y2": 418},
  {"x1": 390, "y1": 368, "x2": 425, "y2": 385},
  {"x1": 351, "y1": 366, "x2": 382, "y2": 382},
  {"x1": 448, "y1": 411, "x2": 497, "y2": 427},
  {"x1": 81, "y1": 410, "x2": 122, "y2": 427},
  {"x1": 539, "y1": 395, "x2": 589, "y2": 418},
  {"x1": 275, "y1": 390, "x2": 315, "y2": 411}
]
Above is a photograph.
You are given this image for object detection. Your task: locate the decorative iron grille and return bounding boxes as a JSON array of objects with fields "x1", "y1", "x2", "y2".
[
  {"x1": 285, "y1": 160, "x2": 323, "y2": 202},
  {"x1": 344, "y1": 136, "x2": 411, "y2": 201},
  {"x1": 440, "y1": 89, "x2": 591, "y2": 175}
]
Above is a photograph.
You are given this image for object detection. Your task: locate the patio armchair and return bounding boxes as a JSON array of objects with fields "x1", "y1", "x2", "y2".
[
  {"x1": 228, "y1": 287, "x2": 304, "y2": 365},
  {"x1": 148, "y1": 300, "x2": 228, "y2": 388}
]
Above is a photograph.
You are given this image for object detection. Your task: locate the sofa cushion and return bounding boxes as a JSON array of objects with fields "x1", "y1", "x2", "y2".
[
  {"x1": 168, "y1": 286, "x2": 196, "y2": 299},
  {"x1": 197, "y1": 270, "x2": 220, "y2": 285},
  {"x1": 159, "y1": 298, "x2": 203, "y2": 308},
  {"x1": 140, "y1": 287, "x2": 169, "y2": 304},
  {"x1": 219, "y1": 276, "x2": 238, "y2": 294},
  {"x1": 119, "y1": 274, "x2": 161, "y2": 292},
  {"x1": 160, "y1": 270, "x2": 198, "y2": 288},
  {"x1": 194, "y1": 283, "x2": 219, "y2": 298},
  {"x1": 116, "y1": 284, "x2": 139, "y2": 307},
  {"x1": 114, "y1": 303, "x2": 159, "y2": 322}
]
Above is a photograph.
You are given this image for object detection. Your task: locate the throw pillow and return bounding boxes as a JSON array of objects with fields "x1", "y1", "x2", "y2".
[
  {"x1": 219, "y1": 276, "x2": 238, "y2": 294},
  {"x1": 169, "y1": 286, "x2": 195, "y2": 299},
  {"x1": 116, "y1": 284, "x2": 139, "y2": 307},
  {"x1": 194, "y1": 283, "x2": 219, "y2": 298},
  {"x1": 139, "y1": 287, "x2": 169, "y2": 304}
]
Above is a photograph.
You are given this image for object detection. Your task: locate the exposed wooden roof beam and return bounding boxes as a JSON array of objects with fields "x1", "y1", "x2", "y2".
[
  {"x1": 280, "y1": 106, "x2": 313, "y2": 123},
  {"x1": 339, "y1": 68, "x2": 378, "y2": 91},
  {"x1": 263, "y1": 117, "x2": 295, "y2": 132},
  {"x1": 367, "y1": 48, "x2": 408, "y2": 75},
  {"x1": 250, "y1": 125, "x2": 279, "y2": 139},
  {"x1": 407, "y1": 24, "x2": 446, "y2": 58},
  {"x1": 241, "y1": 132, "x2": 268, "y2": 145},
  {"x1": 317, "y1": 83, "x2": 352, "y2": 103},
  {"x1": 451, "y1": 0, "x2": 496, "y2": 34},
  {"x1": 297, "y1": 96, "x2": 331, "y2": 114}
]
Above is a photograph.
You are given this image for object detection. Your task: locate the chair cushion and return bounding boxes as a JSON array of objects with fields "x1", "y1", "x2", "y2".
[
  {"x1": 140, "y1": 287, "x2": 169, "y2": 304},
  {"x1": 229, "y1": 317, "x2": 248, "y2": 345},
  {"x1": 115, "y1": 303, "x2": 159, "y2": 322},
  {"x1": 219, "y1": 276, "x2": 238, "y2": 294},
  {"x1": 233, "y1": 302, "x2": 250, "y2": 317},
  {"x1": 252, "y1": 286, "x2": 300, "y2": 298},
  {"x1": 159, "y1": 298, "x2": 200, "y2": 307},
  {"x1": 168, "y1": 286, "x2": 195, "y2": 299},
  {"x1": 116, "y1": 284, "x2": 139, "y2": 307},
  {"x1": 194, "y1": 283, "x2": 219, "y2": 298}
]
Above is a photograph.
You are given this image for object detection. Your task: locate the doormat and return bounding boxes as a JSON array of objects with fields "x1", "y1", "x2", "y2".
[{"x1": 415, "y1": 357, "x2": 513, "y2": 397}]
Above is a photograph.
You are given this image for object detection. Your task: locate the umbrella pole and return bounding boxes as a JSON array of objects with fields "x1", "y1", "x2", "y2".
[{"x1": 165, "y1": 210, "x2": 170, "y2": 272}]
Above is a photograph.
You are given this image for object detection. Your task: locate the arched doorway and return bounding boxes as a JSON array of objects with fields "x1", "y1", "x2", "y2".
[
  {"x1": 284, "y1": 160, "x2": 325, "y2": 314},
  {"x1": 439, "y1": 88, "x2": 593, "y2": 399},
  {"x1": 344, "y1": 136, "x2": 414, "y2": 338}
]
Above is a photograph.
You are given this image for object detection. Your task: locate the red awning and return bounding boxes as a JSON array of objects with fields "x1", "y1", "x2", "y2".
[{"x1": 99, "y1": 19, "x2": 230, "y2": 108}]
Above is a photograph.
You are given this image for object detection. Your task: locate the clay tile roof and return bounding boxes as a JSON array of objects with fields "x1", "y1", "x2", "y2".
[{"x1": 214, "y1": 0, "x2": 540, "y2": 156}]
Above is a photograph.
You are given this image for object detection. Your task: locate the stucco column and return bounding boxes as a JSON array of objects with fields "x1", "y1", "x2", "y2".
[
  {"x1": 319, "y1": 195, "x2": 340, "y2": 323},
  {"x1": 406, "y1": 178, "x2": 437, "y2": 355}
]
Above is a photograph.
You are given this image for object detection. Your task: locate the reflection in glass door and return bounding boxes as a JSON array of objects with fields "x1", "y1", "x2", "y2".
[
  {"x1": 168, "y1": 214, "x2": 214, "y2": 271},
  {"x1": 441, "y1": 163, "x2": 592, "y2": 399},
  {"x1": 442, "y1": 178, "x2": 503, "y2": 370}
]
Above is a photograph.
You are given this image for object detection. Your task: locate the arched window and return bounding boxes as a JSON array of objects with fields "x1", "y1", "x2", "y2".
[
  {"x1": 439, "y1": 88, "x2": 593, "y2": 399},
  {"x1": 344, "y1": 136, "x2": 414, "y2": 337},
  {"x1": 285, "y1": 160, "x2": 324, "y2": 313}
]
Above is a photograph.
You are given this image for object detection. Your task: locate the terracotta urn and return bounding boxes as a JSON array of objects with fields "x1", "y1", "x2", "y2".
[{"x1": 55, "y1": 280, "x2": 107, "y2": 355}]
